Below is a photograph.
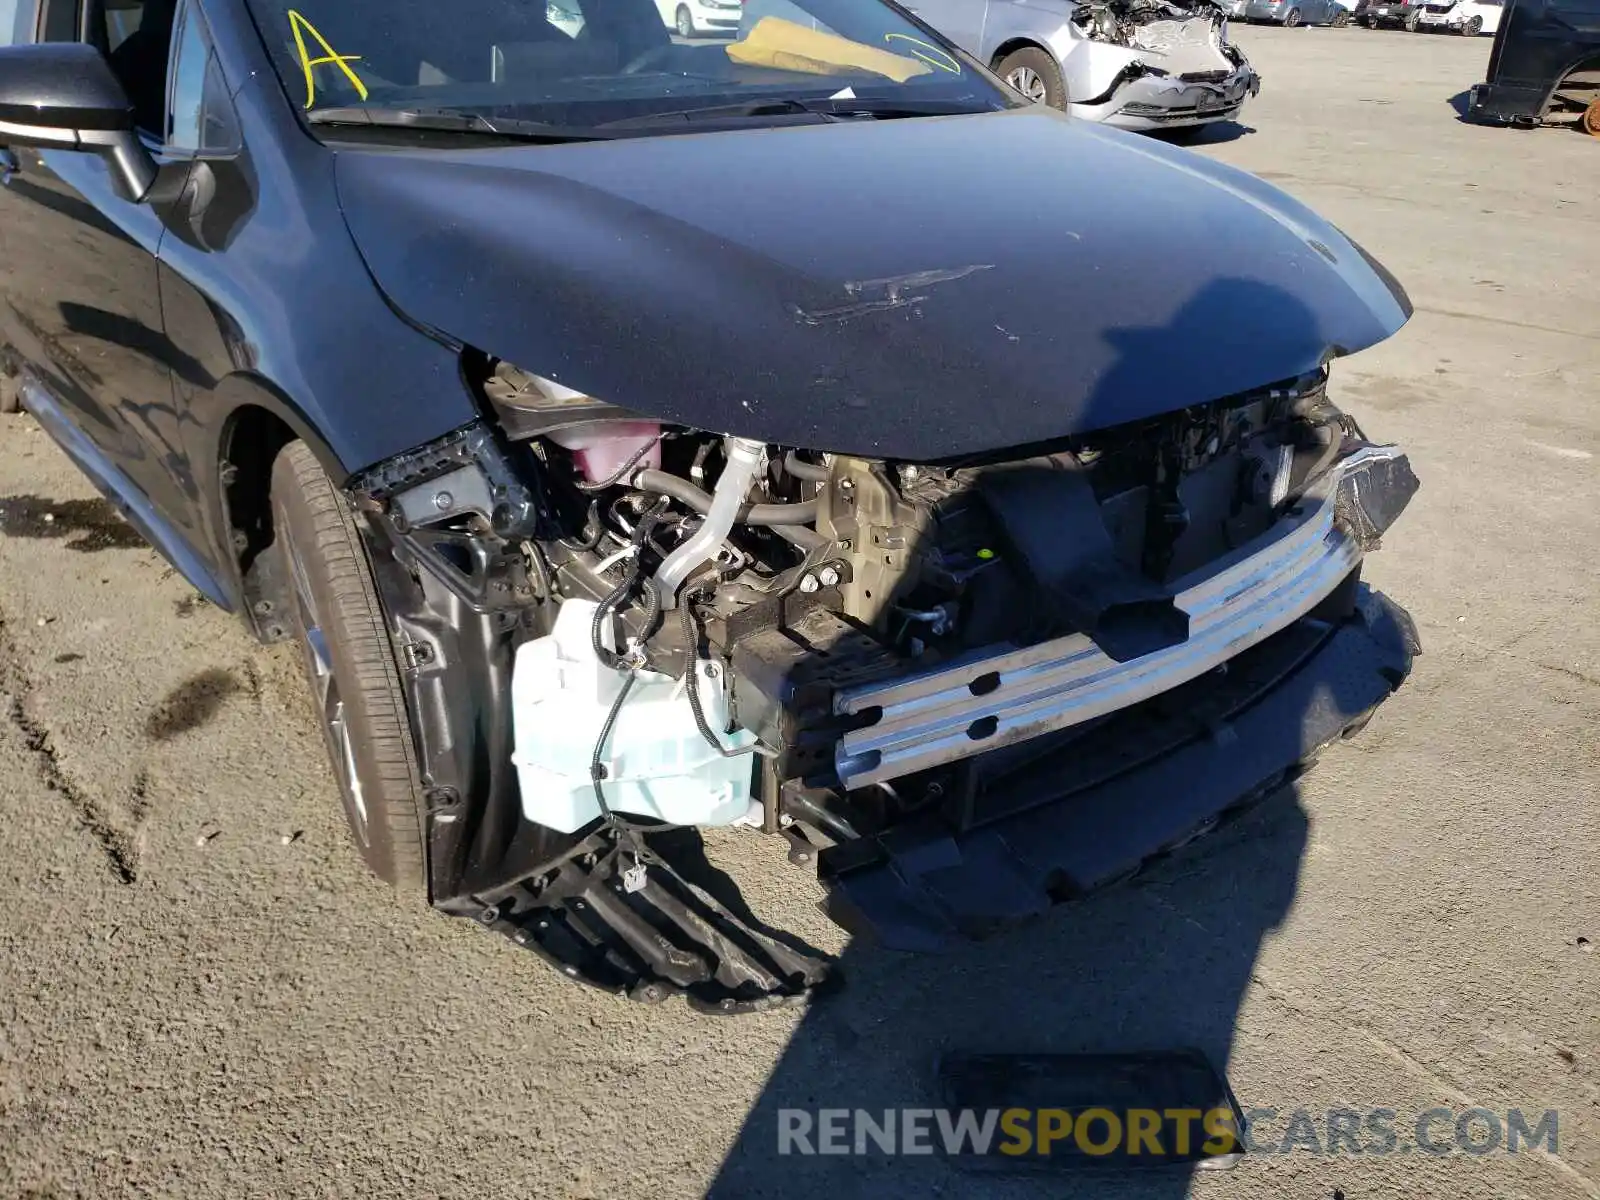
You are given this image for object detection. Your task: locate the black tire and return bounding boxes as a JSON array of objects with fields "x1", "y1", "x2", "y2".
[
  {"x1": 1366, "y1": 13, "x2": 1379, "y2": 25},
  {"x1": 1404, "y1": 11, "x2": 1419, "y2": 29},
  {"x1": 994, "y1": 46, "x2": 1067, "y2": 109},
  {"x1": 675, "y1": 4, "x2": 694, "y2": 36},
  {"x1": 270, "y1": 441, "x2": 426, "y2": 892},
  {"x1": 1284, "y1": 6, "x2": 1302, "y2": 25},
  {"x1": 1461, "y1": 14, "x2": 1481, "y2": 33}
]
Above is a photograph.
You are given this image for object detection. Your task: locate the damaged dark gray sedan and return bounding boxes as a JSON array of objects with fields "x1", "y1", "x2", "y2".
[{"x1": 0, "y1": 0, "x2": 1418, "y2": 1011}]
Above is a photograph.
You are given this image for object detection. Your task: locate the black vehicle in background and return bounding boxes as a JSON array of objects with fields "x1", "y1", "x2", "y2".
[
  {"x1": 1469, "y1": 0, "x2": 1600, "y2": 132},
  {"x1": 1365, "y1": 0, "x2": 1428, "y2": 26}
]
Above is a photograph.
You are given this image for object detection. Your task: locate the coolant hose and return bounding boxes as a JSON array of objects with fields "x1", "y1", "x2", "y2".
[
  {"x1": 632, "y1": 470, "x2": 818, "y2": 525},
  {"x1": 782, "y1": 451, "x2": 830, "y2": 482},
  {"x1": 653, "y1": 437, "x2": 765, "y2": 597}
]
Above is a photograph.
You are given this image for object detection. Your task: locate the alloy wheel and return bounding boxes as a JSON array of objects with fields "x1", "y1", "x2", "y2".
[{"x1": 1007, "y1": 66, "x2": 1049, "y2": 103}]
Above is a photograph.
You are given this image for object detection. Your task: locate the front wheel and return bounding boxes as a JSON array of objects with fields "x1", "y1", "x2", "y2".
[
  {"x1": 675, "y1": 5, "x2": 695, "y2": 36},
  {"x1": 995, "y1": 46, "x2": 1067, "y2": 109},
  {"x1": 271, "y1": 441, "x2": 426, "y2": 892},
  {"x1": 1461, "y1": 14, "x2": 1482, "y2": 33},
  {"x1": 1284, "y1": 6, "x2": 1303, "y2": 25}
]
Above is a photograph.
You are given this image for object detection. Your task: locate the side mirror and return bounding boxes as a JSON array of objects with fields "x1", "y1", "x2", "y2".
[{"x1": 0, "y1": 42, "x2": 156, "y2": 202}]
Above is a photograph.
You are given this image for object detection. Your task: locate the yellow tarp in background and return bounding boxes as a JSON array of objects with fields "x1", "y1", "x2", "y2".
[{"x1": 725, "y1": 17, "x2": 932, "y2": 83}]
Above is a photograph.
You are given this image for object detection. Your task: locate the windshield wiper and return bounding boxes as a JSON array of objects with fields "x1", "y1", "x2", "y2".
[
  {"x1": 596, "y1": 95, "x2": 998, "y2": 130},
  {"x1": 306, "y1": 106, "x2": 616, "y2": 143},
  {"x1": 804, "y1": 96, "x2": 1007, "y2": 118},
  {"x1": 597, "y1": 98, "x2": 822, "y2": 129}
]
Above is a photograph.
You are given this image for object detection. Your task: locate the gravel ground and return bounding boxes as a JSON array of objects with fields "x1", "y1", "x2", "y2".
[{"x1": 1, "y1": 23, "x2": 1597, "y2": 1200}]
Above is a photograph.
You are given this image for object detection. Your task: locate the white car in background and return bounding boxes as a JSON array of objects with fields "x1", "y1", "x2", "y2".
[
  {"x1": 655, "y1": 0, "x2": 744, "y2": 35},
  {"x1": 911, "y1": 0, "x2": 1260, "y2": 133},
  {"x1": 1415, "y1": 0, "x2": 1502, "y2": 33}
]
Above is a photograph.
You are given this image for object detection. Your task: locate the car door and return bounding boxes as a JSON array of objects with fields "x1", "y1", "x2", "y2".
[{"x1": 0, "y1": 0, "x2": 201, "y2": 539}]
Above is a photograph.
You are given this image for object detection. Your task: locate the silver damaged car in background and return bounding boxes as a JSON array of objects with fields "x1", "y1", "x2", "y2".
[{"x1": 913, "y1": 0, "x2": 1259, "y2": 129}]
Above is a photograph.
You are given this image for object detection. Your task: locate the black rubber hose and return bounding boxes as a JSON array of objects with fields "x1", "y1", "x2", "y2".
[
  {"x1": 772, "y1": 523, "x2": 829, "y2": 552},
  {"x1": 782, "y1": 451, "x2": 830, "y2": 482},
  {"x1": 590, "y1": 670, "x2": 636, "y2": 818},
  {"x1": 559, "y1": 499, "x2": 605, "y2": 552},
  {"x1": 588, "y1": 497, "x2": 671, "y2": 669},
  {"x1": 633, "y1": 470, "x2": 818, "y2": 526},
  {"x1": 679, "y1": 594, "x2": 758, "y2": 760},
  {"x1": 634, "y1": 574, "x2": 663, "y2": 643},
  {"x1": 591, "y1": 572, "x2": 634, "y2": 672}
]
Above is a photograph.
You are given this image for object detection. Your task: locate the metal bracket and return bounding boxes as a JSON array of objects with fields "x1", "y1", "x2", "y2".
[{"x1": 349, "y1": 421, "x2": 543, "y2": 541}]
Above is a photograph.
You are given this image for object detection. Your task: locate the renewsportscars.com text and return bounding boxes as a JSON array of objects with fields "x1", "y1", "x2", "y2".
[{"x1": 777, "y1": 1107, "x2": 1559, "y2": 1159}]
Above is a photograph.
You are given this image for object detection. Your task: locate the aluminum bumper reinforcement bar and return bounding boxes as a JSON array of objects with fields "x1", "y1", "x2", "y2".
[{"x1": 833, "y1": 446, "x2": 1416, "y2": 789}]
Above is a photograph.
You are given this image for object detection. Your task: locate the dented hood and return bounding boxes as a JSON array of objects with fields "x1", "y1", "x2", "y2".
[{"x1": 334, "y1": 106, "x2": 1410, "y2": 459}]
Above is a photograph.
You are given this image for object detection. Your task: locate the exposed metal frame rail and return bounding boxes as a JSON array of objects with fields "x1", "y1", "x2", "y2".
[{"x1": 833, "y1": 457, "x2": 1393, "y2": 789}]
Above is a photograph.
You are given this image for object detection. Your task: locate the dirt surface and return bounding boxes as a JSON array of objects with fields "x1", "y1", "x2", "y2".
[{"x1": 1, "y1": 23, "x2": 1597, "y2": 1200}]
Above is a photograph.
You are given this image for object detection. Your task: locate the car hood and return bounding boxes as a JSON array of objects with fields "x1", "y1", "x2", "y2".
[{"x1": 334, "y1": 106, "x2": 1410, "y2": 460}]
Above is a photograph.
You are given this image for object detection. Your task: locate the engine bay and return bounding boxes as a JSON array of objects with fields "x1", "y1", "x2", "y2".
[
  {"x1": 494, "y1": 358, "x2": 1352, "y2": 660},
  {"x1": 341, "y1": 354, "x2": 1417, "y2": 1009},
  {"x1": 1075, "y1": 0, "x2": 1230, "y2": 47},
  {"x1": 355, "y1": 355, "x2": 1374, "y2": 804},
  {"x1": 1071, "y1": 0, "x2": 1255, "y2": 102}
]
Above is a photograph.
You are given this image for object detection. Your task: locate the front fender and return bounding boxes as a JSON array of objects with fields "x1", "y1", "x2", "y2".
[
  {"x1": 195, "y1": 372, "x2": 362, "y2": 621},
  {"x1": 1058, "y1": 37, "x2": 1148, "y2": 103}
]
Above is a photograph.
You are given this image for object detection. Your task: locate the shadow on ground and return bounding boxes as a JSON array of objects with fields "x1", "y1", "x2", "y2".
[
  {"x1": 703, "y1": 273, "x2": 1412, "y2": 1197},
  {"x1": 708, "y1": 786, "x2": 1308, "y2": 1198},
  {"x1": 1149, "y1": 120, "x2": 1256, "y2": 148}
]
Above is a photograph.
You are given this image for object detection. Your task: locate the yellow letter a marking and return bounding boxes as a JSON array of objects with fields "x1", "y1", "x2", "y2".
[{"x1": 288, "y1": 10, "x2": 368, "y2": 109}]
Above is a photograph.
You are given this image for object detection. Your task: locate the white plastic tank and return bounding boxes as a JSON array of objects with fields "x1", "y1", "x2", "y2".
[{"x1": 510, "y1": 599, "x2": 758, "y2": 833}]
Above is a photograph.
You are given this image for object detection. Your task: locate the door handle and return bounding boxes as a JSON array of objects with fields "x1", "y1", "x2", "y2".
[{"x1": 0, "y1": 147, "x2": 19, "y2": 185}]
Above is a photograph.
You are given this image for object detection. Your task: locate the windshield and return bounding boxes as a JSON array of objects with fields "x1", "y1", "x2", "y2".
[{"x1": 242, "y1": 0, "x2": 1015, "y2": 135}]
